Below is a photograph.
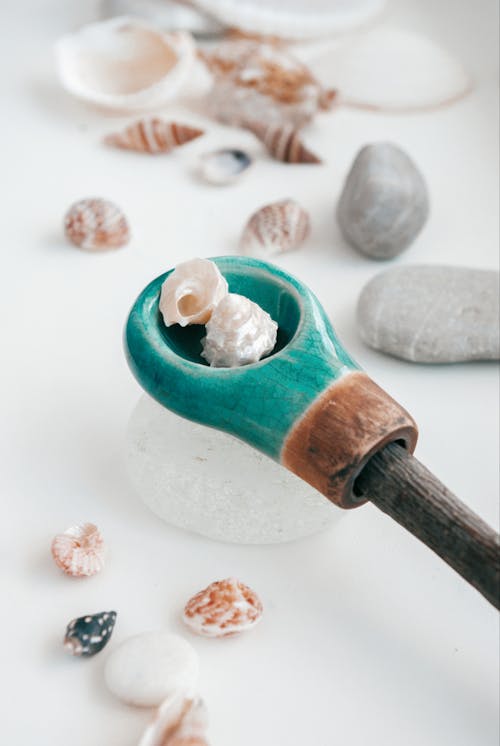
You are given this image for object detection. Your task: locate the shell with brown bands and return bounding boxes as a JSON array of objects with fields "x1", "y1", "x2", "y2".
[
  {"x1": 104, "y1": 118, "x2": 205, "y2": 154},
  {"x1": 245, "y1": 121, "x2": 321, "y2": 164}
]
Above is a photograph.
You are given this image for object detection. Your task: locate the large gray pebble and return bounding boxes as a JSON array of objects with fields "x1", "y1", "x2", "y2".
[
  {"x1": 357, "y1": 265, "x2": 500, "y2": 363},
  {"x1": 337, "y1": 143, "x2": 429, "y2": 260}
]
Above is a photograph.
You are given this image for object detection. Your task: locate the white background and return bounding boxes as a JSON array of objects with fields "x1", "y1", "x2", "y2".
[{"x1": 1, "y1": 1, "x2": 499, "y2": 744}]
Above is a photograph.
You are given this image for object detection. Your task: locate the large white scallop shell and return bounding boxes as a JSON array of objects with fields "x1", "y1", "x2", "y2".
[
  {"x1": 307, "y1": 26, "x2": 471, "y2": 112},
  {"x1": 201, "y1": 293, "x2": 277, "y2": 367},
  {"x1": 55, "y1": 17, "x2": 195, "y2": 112},
  {"x1": 159, "y1": 259, "x2": 228, "y2": 327},
  {"x1": 240, "y1": 199, "x2": 310, "y2": 257},
  {"x1": 190, "y1": 0, "x2": 385, "y2": 40}
]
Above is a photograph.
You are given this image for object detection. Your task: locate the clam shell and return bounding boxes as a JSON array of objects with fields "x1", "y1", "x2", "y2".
[
  {"x1": 201, "y1": 293, "x2": 277, "y2": 367},
  {"x1": 200, "y1": 40, "x2": 335, "y2": 127},
  {"x1": 64, "y1": 197, "x2": 130, "y2": 251},
  {"x1": 51, "y1": 523, "x2": 105, "y2": 577},
  {"x1": 246, "y1": 121, "x2": 321, "y2": 163},
  {"x1": 198, "y1": 148, "x2": 252, "y2": 185},
  {"x1": 183, "y1": 578, "x2": 263, "y2": 637},
  {"x1": 55, "y1": 17, "x2": 195, "y2": 112},
  {"x1": 308, "y1": 26, "x2": 471, "y2": 112},
  {"x1": 104, "y1": 119, "x2": 204, "y2": 154},
  {"x1": 240, "y1": 199, "x2": 310, "y2": 257},
  {"x1": 190, "y1": 0, "x2": 385, "y2": 40},
  {"x1": 159, "y1": 258, "x2": 228, "y2": 327},
  {"x1": 101, "y1": 0, "x2": 224, "y2": 38}
]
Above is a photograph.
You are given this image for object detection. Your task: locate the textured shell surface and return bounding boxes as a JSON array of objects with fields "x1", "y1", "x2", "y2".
[
  {"x1": 105, "y1": 119, "x2": 204, "y2": 154},
  {"x1": 51, "y1": 523, "x2": 105, "y2": 577},
  {"x1": 64, "y1": 611, "x2": 117, "y2": 657},
  {"x1": 200, "y1": 39, "x2": 334, "y2": 127},
  {"x1": 139, "y1": 696, "x2": 209, "y2": 746},
  {"x1": 101, "y1": 0, "x2": 224, "y2": 37},
  {"x1": 201, "y1": 293, "x2": 277, "y2": 367},
  {"x1": 245, "y1": 121, "x2": 321, "y2": 163},
  {"x1": 183, "y1": 577, "x2": 263, "y2": 637},
  {"x1": 190, "y1": 0, "x2": 385, "y2": 40},
  {"x1": 199, "y1": 148, "x2": 252, "y2": 185},
  {"x1": 159, "y1": 258, "x2": 228, "y2": 327},
  {"x1": 105, "y1": 631, "x2": 199, "y2": 707},
  {"x1": 55, "y1": 17, "x2": 195, "y2": 111},
  {"x1": 64, "y1": 198, "x2": 130, "y2": 251},
  {"x1": 240, "y1": 199, "x2": 310, "y2": 257}
]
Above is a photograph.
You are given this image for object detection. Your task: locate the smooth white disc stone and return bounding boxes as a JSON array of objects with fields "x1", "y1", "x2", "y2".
[
  {"x1": 104, "y1": 631, "x2": 199, "y2": 707},
  {"x1": 126, "y1": 394, "x2": 339, "y2": 544}
]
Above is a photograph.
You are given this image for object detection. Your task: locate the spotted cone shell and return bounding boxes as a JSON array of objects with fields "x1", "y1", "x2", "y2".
[
  {"x1": 51, "y1": 523, "x2": 105, "y2": 577},
  {"x1": 240, "y1": 198, "x2": 310, "y2": 258},
  {"x1": 245, "y1": 121, "x2": 321, "y2": 164},
  {"x1": 183, "y1": 577, "x2": 263, "y2": 637},
  {"x1": 104, "y1": 118, "x2": 204, "y2": 154},
  {"x1": 64, "y1": 198, "x2": 129, "y2": 251}
]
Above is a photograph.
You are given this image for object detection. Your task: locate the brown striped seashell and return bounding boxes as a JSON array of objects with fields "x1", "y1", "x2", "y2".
[
  {"x1": 64, "y1": 198, "x2": 130, "y2": 251},
  {"x1": 245, "y1": 120, "x2": 321, "y2": 164},
  {"x1": 104, "y1": 118, "x2": 204, "y2": 154},
  {"x1": 240, "y1": 198, "x2": 310, "y2": 258},
  {"x1": 183, "y1": 577, "x2": 263, "y2": 637},
  {"x1": 51, "y1": 523, "x2": 105, "y2": 577}
]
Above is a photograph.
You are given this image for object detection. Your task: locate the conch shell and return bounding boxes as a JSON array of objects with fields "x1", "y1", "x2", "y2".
[
  {"x1": 104, "y1": 119, "x2": 204, "y2": 154},
  {"x1": 159, "y1": 259, "x2": 228, "y2": 327},
  {"x1": 55, "y1": 17, "x2": 195, "y2": 112},
  {"x1": 240, "y1": 199, "x2": 310, "y2": 257},
  {"x1": 201, "y1": 293, "x2": 277, "y2": 367},
  {"x1": 245, "y1": 121, "x2": 321, "y2": 164},
  {"x1": 51, "y1": 523, "x2": 105, "y2": 577}
]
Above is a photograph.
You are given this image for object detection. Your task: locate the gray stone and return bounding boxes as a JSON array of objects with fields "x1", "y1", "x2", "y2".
[
  {"x1": 337, "y1": 143, "x2": 429, "y2": 260},
  {"x1": 357, "y1": 265, "x2": 500, "y2": 363}
]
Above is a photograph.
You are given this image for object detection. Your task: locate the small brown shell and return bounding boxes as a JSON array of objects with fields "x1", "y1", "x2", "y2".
[
  {"x1": 51, "y1": 523, "x2": 105, "y2": 577},
  {"x1": 240, "y1": 199, "x2": 310, "y2": 258},
  {"x1": 64, "y1": 198, "x2": 129, "y2": 251},
  {"x1": 183, "y1": 578, "x2": 263, "y2": 638},
  {"x1": 104, "y1": 118, "x2": 204, "y2": 154},
  {"x1": 245, "y1": 121, "x2": 321, "y2": 164}
]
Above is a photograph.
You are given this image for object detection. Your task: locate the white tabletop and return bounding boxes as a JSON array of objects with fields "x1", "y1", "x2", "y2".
[{"x1": 1, "y1": 1, "x2": 499, "y2": 744}]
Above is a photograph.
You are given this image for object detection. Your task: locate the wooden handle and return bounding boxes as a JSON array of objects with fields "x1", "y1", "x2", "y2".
[{"x1": 354, "y1": 442, "x2": 500, "y2": 609}]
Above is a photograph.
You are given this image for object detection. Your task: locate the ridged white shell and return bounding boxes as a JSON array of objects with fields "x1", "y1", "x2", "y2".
[
  {"x1": 240, "y1": 199, "x2": 310, "y2": 257},
  {"x1": 101, "y1": 0, "x2": 224, "y2": 37},
  {"x1": 190, "y1": 0, "x2": 385, "y2": 40},
  {"x1": 307, "y1": 26, "x2": 471, "y2": 112},
  {"x1": 51, "y1": 523, "x2": 105, "y2": 577},
  {"x1": 55, "y1": 17, "x2": 195, "y2": 112},
  {"x1": 159, "y1": 259, "x2": 228, "y2": 327},
  {"x1": 201, "y1": 293, "x2": 277, "y2": 367}
]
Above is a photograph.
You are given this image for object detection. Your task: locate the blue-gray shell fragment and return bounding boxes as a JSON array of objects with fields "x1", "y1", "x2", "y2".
[{"x1": 64, "y1": 611, "x2": 117, "y2": 657}]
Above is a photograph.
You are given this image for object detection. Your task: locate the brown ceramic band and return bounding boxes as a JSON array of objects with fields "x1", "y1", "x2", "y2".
[{"x1": 281, "y1": 371, "x2": 419, "y2": 509}]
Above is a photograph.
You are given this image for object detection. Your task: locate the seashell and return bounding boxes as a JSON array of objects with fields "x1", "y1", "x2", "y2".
[
  {"x1": 167, "y1": 698, "x2": 209, "y2": 746},
  {"x1": 64, "y1": 198, "x2": 130, "y2": 252},
  {"x1": 159, "y1": 258, "x2": 228, "y2": 327},
  {"x1": 105, "y1": 631, "x2": 199, "y2": 707},
  {"x1": 198, "y1": 148, "x2": 252, "y2": 186},
  {"x1": 51, "y1": 523, "x2": 105, "y2": 577},
  {"x1": 139, "y1": 696, "x2": 209, "y2": 746},
  {"x1": 245, "y1": 121, "x2": 321, "y2": 164},
  {"x1": 101, "y1": 0, "x2": 225, "y2": 38},
  {"x1": 190, "y1": 0, "x2": 385, "y2": 40},
  {"x1": 104, "y1": 118, "x2": 204, "y2": 154},
  {"x1": 240, "y1": 199, "x2": 310, "y2": 257},
  {"x1": 308, "y1": 26, "x2": 471, "y2": 113},
  {"x1": 199, "y1": 40, "x2": 335, "y2": 127},
  {"x1": 183, "y1": 577, "x2": 263, "y2": 637},
  {"x1": 201, "y1": 294, "x2": 277, "y2": 367},
  {"x1": 55, "y1": 17, "x2": 195, "y2": 112},
  {"x1": 64, "y1": 611, "x2": 117, "y2": 657}
]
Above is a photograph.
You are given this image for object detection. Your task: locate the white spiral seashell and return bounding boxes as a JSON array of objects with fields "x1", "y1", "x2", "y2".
[
  {"x1": 201, "y1": 293, "x2": 277, "y2": 367},
  {"x1": 159, "y1": 258, "x2": 228, "y2": 327}
]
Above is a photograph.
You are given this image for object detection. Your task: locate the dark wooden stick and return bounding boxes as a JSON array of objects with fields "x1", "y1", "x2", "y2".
[{"x1": 354, "y1": 442, "x2": 500, "y2": 609}]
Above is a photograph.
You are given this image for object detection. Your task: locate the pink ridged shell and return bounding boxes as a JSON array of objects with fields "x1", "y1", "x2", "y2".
[
  {"x1": 64, "y1": 198, "x2": 129, "y2": 251},
  {"x1": 245, "y1": 121, "x2": 321, "y2": 163},
  {"x1": 51, "y1": 523, "x2": 105, "y2": 577},
  {"x1": 104, "y1": 118, "x2": 204, "y2": 154},
  {"x1": 183, "y1": 578, "x2": 263, "y2": 637},
  {"x1": 240, "y1": 199, "x2": 310, "y2": 257}
]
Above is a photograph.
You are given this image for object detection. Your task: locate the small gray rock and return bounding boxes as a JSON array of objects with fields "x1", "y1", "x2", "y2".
[
  {"x1": 337, "y1": 143, "x2": 429, "y2": 260},
  {"x1": 357, "y1": 265, "x2": 500, "y2": 363}
]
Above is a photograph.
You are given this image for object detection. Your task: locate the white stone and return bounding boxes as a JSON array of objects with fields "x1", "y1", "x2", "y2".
[
  {"x1": 104, "y1": 631, "x2": 199, "y2": 707},
  {"x1": 126, "y1": 395, "x2": 339, "y2": 544}
]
